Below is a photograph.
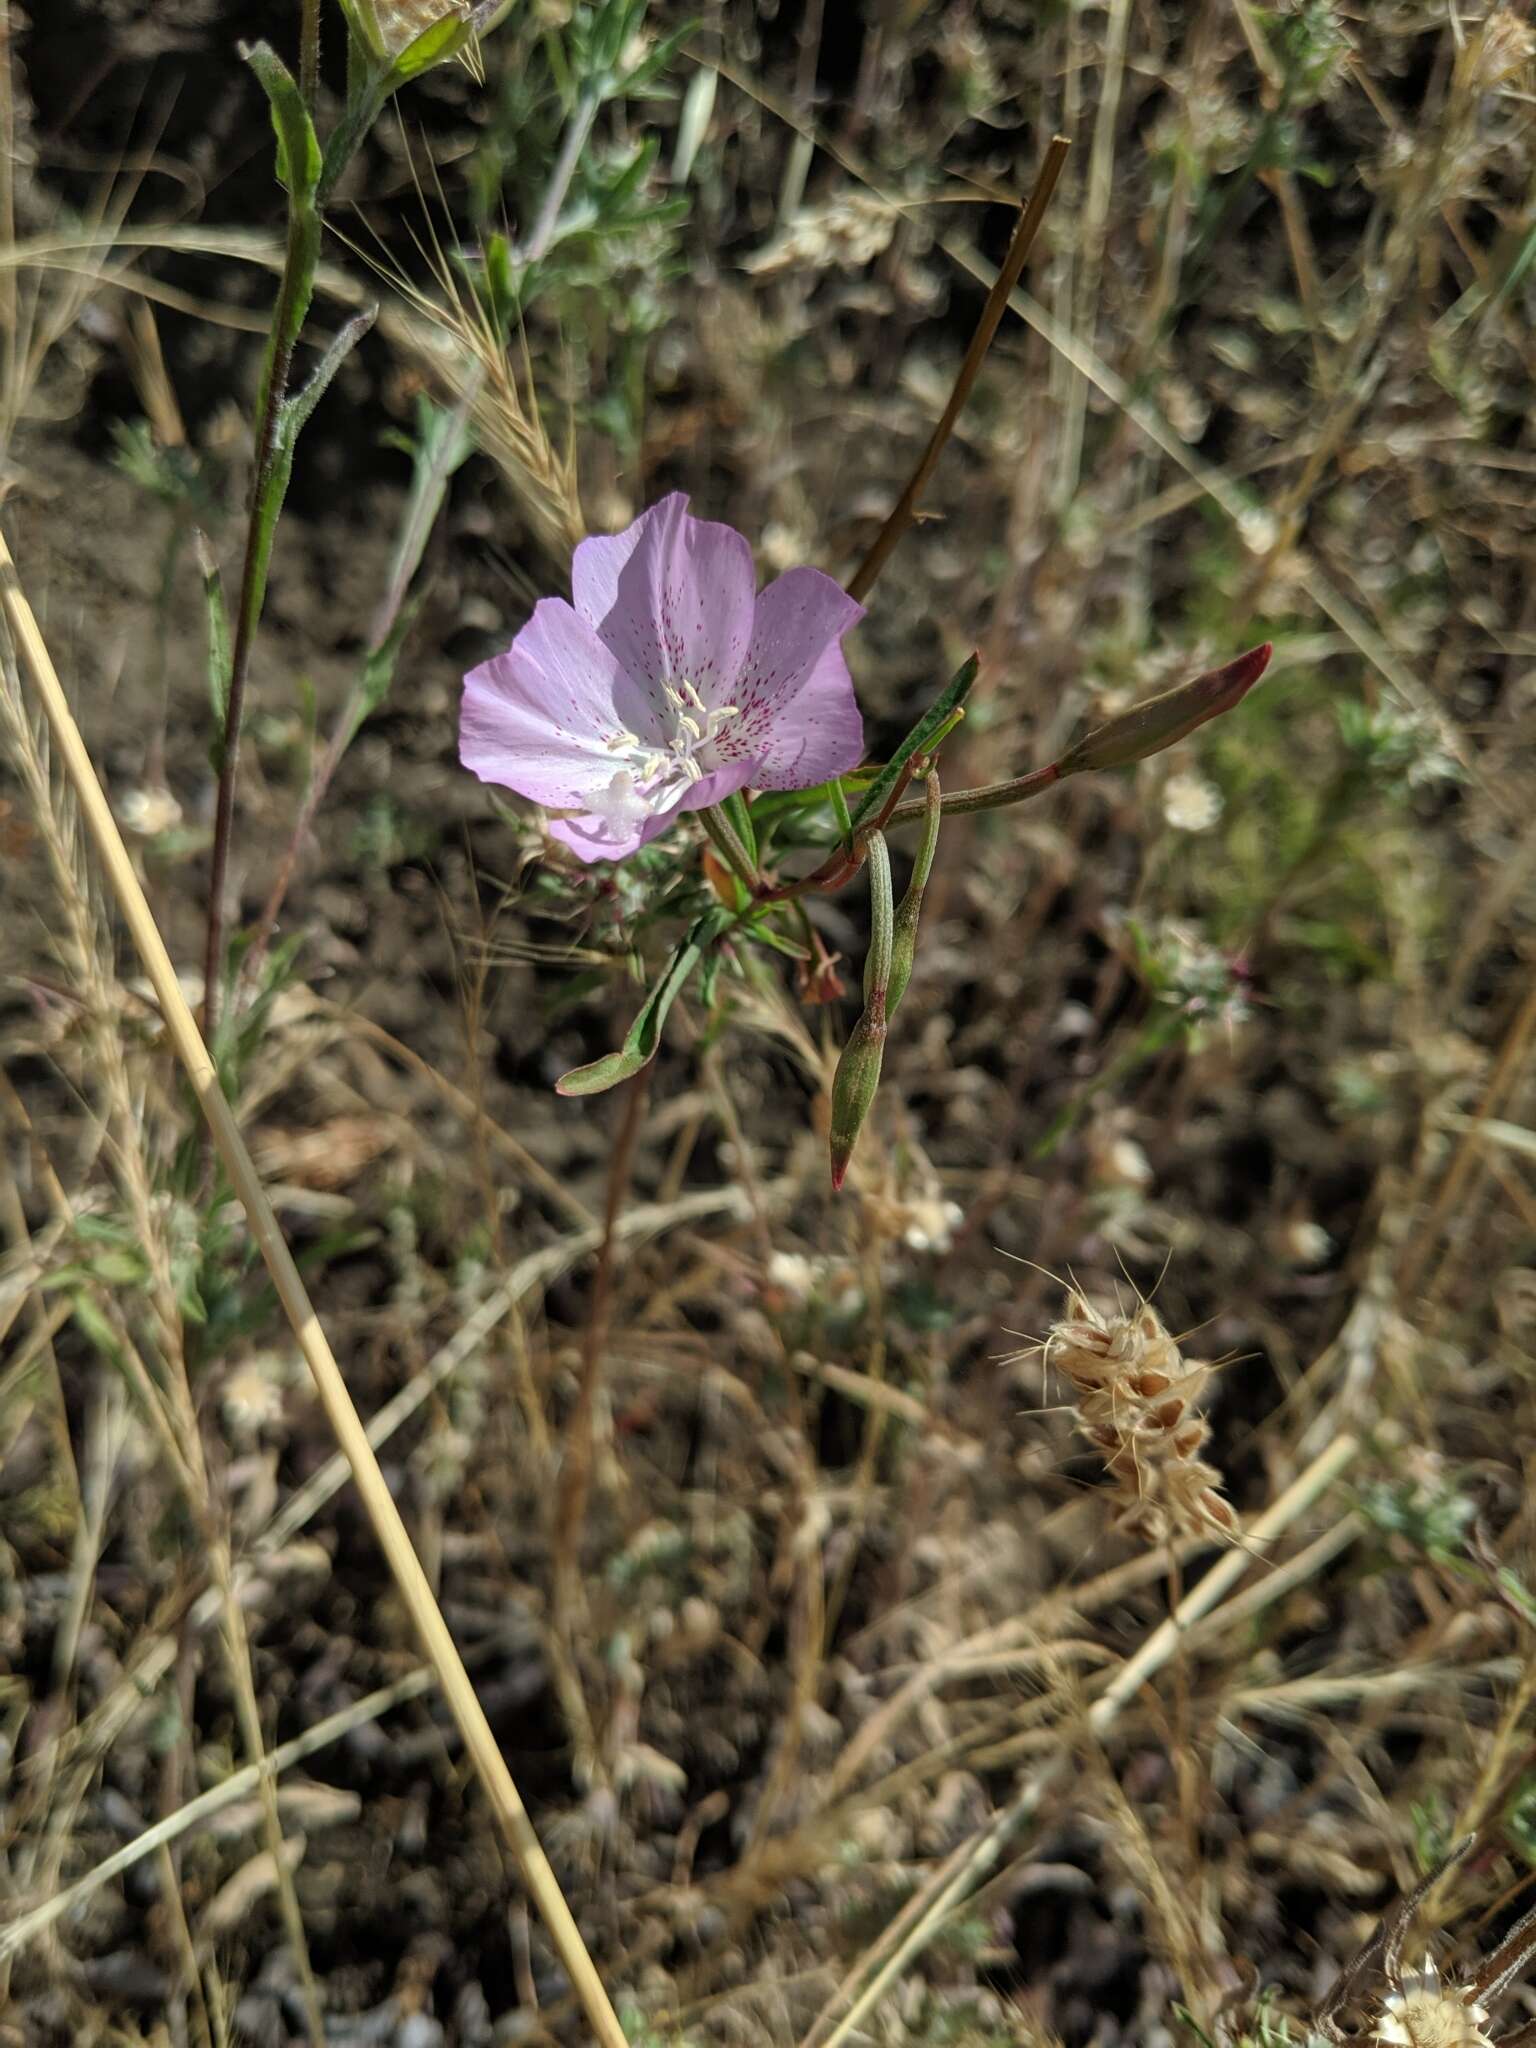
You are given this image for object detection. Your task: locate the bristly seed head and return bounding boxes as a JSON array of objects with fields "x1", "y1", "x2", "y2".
[{"x1": 1045, "y1": 1290, "x2": 1237, "y2": 1543}]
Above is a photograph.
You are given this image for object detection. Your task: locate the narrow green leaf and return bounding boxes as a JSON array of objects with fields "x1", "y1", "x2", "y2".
[
  {"x1": 242, "y1": 309, "x2": 377, "y2": 657},
  {"x1": 277, "y1": 305, "x2": 378, "y2": 453},
  {"x1": 195, "y1": 530, "x2": 233, "y2": 758},
  {"x1": 887, "y1": 772, "x2": 940, "y2": 1018},
  {"x1": 719, "y1": 788, "x2": 757, "y2": 866},
  {"x1": 847, "y1": 654, "x2": 977, "y2": 836},
  {"x1": 241, "y1": 41, "x2": 322, "y2": 200},
  {"x1": 828, "y1": 777, "x2": 853, "y2": 840},
  {"x1": 345, "y1": 596, "x2": 421, "y2": 750},
  {"x1": 555, "y1": 910, "x2": 731, "y2": 1097}
]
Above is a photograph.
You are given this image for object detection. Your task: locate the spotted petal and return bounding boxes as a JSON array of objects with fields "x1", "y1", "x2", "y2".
[
  {"x1": 460, "y1": 598, "x2": 635, "y2": 807},
  {"x1": 572, "y1": 493, "x2": 756, "y2": 724},
  {"x1": 720, "y1": 568, "x2": 865, "y2": 790}
]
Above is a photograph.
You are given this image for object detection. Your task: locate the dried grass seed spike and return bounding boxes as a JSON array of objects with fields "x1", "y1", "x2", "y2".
[{"x1": 1045, "y1": 1289, "x2": 1238, "y2": 1543}]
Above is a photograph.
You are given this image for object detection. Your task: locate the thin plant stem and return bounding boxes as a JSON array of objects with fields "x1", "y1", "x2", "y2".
[
  {"x1": 0, "y1": 0, "x2": 15, "y2": 427},
  {"x1": 299, "y1": 0, "x2": 320, "y2": 109},
  {"x1": 552, "y1": 1067, "x2": 651, "y2": 1651},
  {"x1": 845, "y1": 134, "x2": 1069, "y2": 603},
  {"x1": 0, "y1": 1666, "x2": 439, "y2": 1960},
  {"x1": 0, "y1": 529, "x2": 632, "y2": 2048},
  {"x1": 205, "y1": 1520, "x2": 328, "y2": 2045},
  {"x1": 884, "y1": 757, "x2": 1062, "y2": 826},
  {"x1": 202, "y1": 201, "x2": 318, "y2": 1040},
  {"x1": 522, "y1": 90, "x2": 600, "y2": 264},
  {"x1": 242, "y1": 388, "x2": 473, "y2": 985}
]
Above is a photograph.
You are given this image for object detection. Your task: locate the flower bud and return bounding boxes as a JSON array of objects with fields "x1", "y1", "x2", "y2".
[
  {"x1": 828, "y1": 999, "x2": 886, "y2": 1192},
  {"x1": 1057, "y1": 643, "x2": 1271, "y2": 778}
]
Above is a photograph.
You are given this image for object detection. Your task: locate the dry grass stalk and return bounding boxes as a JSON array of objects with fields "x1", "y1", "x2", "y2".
[
  {"x1": 0, "y1": 528, "x2": 630, "y2": 2048},
  {"x1": 804, "y1": 1431, "x2": 1359, "y2": 2048},
  {"x1": 1046, "y1": 1290, "x2": 1238, "y2": 1542},
  {"x1": 0, "y1": 626, "x2": 328, "y2": 2043},
  {"x1": 354, "y1": 196, "x2": 584, "y2": 563}
]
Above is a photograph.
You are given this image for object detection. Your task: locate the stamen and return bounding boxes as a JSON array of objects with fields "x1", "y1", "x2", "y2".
[{"x1": 599, "y1": 681, "x2": 744, "y2": 819}]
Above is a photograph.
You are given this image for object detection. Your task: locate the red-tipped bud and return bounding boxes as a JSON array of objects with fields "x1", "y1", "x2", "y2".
[{"x1": 1057, "y1": 643, "x2": 1271, "y2": 777}]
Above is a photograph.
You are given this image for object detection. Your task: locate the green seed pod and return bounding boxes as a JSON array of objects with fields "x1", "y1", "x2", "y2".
[
  {"x1": 886, "y1": 771, "x2": 940, "y2": 1019},
  {"x1": 829, "y1": 999, "x2": 887, "y2": 1193},
  {"x1": 1057, "y1": 643, "x2": 1272, "y2": 778},
  {"x1": 829, "y1": 832, "x2": 894, "y2": 1191}
]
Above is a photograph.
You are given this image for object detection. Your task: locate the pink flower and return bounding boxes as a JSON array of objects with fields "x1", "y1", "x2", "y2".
[{"x1": 460, "y1": 494, "x2": 865, "y2": 862}]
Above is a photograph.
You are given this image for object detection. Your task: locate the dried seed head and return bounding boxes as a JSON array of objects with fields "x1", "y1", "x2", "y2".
[
  {"x1": 370, "y1": 0, "x2": 470, "y2": 55},
  {"x1": 341, "y1": 0, "x2": 495, "y2": 69},
  {"x1": 1045, "y1": 1291, "x2": 1237, "y2": 1543},
  {"x1": 1457, "y1": 8, "x2": 1536, "y2": 94},
  {"x1": 1375, "y1": 1967, "x2": 1493, "y2": 2048}
]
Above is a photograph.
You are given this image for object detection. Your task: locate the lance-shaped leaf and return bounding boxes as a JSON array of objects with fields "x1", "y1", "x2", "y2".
[
  {"x1": 241, "y1": 308, "x2": 378, "y2": 656},
  {"x1": 1058, "y1": 644, "x2": 1272, "y2": 777},
  {"x1": 556, "y1": 909, "x2": 733, "y2": 1097},
  {"x1": 242, "y1": 41, "x2": 321, "y2": 202},
  {"x1": 195, "y1": 530, "x2": 233, "y2": 766},
  {"x1": 846, "y1": 654, "x2": 977, "y2": 839}
]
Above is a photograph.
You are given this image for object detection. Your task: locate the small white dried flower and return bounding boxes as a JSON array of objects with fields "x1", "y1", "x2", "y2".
[
  {"x1": 1162, "y1": 771, "x2": 1223, "y2": 833},
  {"x1": 118, "y1": 786, "x2": 183, "y2": 837},
  {"x1": 1375, "y1": 1966, "x2": 1493, "y2": 2048},
  {"x1": 1102, "y1": 1137, "x2": 1154, "y2": 1190},
  {"x1": 743, "y1": 192, "x2": 898, "y2": 276},
  {"x1": 766, "y1": 1251, "x2": 819, "y2": 1302},
  {"x1": 1281, "y1": 1218, "x2": 1334, "y2": 1268},
  {"x1": 900, "y1": 1196, "x2": 963, "y2": 1254},
  {"x1": 221, "y1": 1355, "x2": 289, "y2": 1441}
]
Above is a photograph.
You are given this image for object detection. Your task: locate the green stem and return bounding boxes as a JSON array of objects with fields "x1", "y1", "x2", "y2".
[
  {"x1": 698, "y1": 803, "x2": 760, "y2": 895},
  {"x1": 202, "y1": 211, "x2": 315, "y2": 1037},
  {"x1": 202, "y1": 118, "x2": 370, "y2": 1039},
  {"x1": 829, "y1": 775, "x2": 853, "y2": 845},
  {"x1": 300, "y1": 0, "x2": 321, "y2": 107},
  {"x1": 885, "y1": 759, "x2": 1062, "y2": 826}
]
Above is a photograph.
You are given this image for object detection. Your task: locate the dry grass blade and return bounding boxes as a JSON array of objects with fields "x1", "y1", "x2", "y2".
[
  {"x1": 801, "y1": 1431, "x2": 1360, "y2": 2048},
  {"x1": 0, "y1": 529, "x2": 630, "y2": 2048},
  {"x1": 0, "y1": 1665, "x2": 437, "y2": 1960}
]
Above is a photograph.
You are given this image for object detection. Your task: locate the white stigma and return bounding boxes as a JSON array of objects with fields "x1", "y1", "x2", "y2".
[{"x1": 602, "y1": 678, "x2": 741, "y2": 810}]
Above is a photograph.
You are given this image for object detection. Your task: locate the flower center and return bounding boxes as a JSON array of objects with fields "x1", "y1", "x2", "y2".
[{"x1": 592, "y1": 678, "x2": 741, "y2": 833}]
